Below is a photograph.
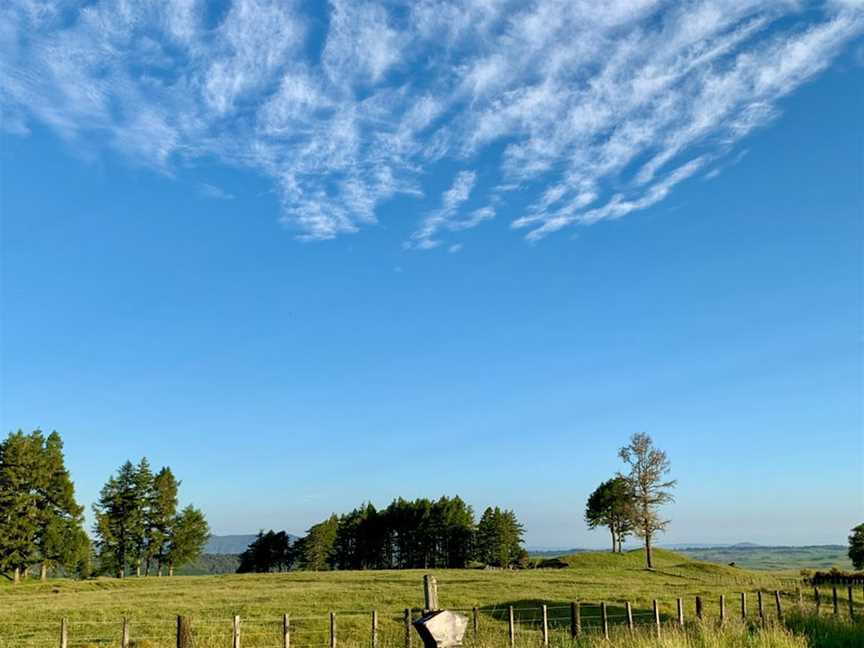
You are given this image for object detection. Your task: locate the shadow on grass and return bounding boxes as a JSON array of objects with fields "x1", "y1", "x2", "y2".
[
  {"x1": 480, "y1": 600, "x2": 668, "y2": 632},
  {"x1": 783, "y1": 612, "x2": 864, "y2": 648}
]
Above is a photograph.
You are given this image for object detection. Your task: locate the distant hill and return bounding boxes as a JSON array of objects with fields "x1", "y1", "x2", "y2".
[
  {"x1": 205, "y1": 533, "x2": 301, "y2": 554},
  {"x1": 676, "y1": 544, "x2": 850, "y2": 571}
]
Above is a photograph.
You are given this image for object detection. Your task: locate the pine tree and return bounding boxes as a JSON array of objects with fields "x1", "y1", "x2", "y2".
[
  {"x1": 149, "y1": 467, "x2": 179, "y2": 576},
  {"x1": 132, "y1": 458, "x2": 154, "y2": 576},
  {"x1": 849, "y1": 523, "x2": 864, "y2": 570},
  {"x1": 93, "y1": 461, "x2": 146, "y2": 578},
  {"x1": 165, "y1": 505, "x2": 209, "y2": 576},
  {"x1": 585, "y1": 477, "x2": 634, "y2": 553}
]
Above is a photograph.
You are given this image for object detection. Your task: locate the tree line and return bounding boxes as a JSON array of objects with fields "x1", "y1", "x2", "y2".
[
  {"x1": 237, "y1": 496, "x2": 526, "y2": 573},
  {"x1": 0, "y1": 429, "x2": 209, "y2": 581},
  {"x1": 585, "y1": 433, "x2": 676, "y2": 569}
]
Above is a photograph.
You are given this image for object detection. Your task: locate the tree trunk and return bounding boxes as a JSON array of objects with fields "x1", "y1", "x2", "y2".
[
  {"x1": 157, "y1": 564, "x2": 163, "y2": 577},
  {"x1": 610, "y1": 527, "x2": 617, "y2": 553},
  {"x1": 645, "y1": 534, "x2": 653, "y2": 569},
  {"x1": 21, "y1": 567, "x2": 28, "y2": 580},
  {"x1": 169, "y1": 563, "x2": 174, "y2": 577},
  {"x1": 136, "y1": 562, "x2": 141, "y2": 577},
  {"x1": 40, "y1": 562, "x2": 48, "y2": 581},
  {"x1": 13, "y1": 567, "x2": 20, "y2": 584}
]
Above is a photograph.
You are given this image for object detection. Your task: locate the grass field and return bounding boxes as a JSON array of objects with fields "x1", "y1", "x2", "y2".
[{"x1": 0, "y1": 549, "x2": 860, "y2": 648}]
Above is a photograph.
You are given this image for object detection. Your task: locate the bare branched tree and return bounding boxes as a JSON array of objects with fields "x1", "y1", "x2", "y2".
[{"x1": 618, "y1": 433, "x2": 676, "y2": 569}]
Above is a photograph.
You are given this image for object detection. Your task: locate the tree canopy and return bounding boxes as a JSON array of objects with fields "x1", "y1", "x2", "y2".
[
  {"x1": 849, "y1": 523, "x2": 864, "y2": 570},
  {"x1": 585, "y1": 477, "x2": 633, "y2": 553}
]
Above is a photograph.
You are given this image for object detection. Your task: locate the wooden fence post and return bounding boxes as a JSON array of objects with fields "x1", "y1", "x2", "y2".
[
  {"x1": 472, "y1": 607, "x2": 478, "y2": 642},
  {"x1": 508, "y1": 606, "x2": 515, "y2": 648},
  {"x1": 371, "y1": 610, "x2": 378, "y2": 648},
  {"x1": 832, "y1": 587, "x2": 839, "y2": 616},
  {"x1": 283, "y1": 613, "x2": 290, "y2": 648},
  {"x1": 814, "y1": 588, "x2": 820, "y2": 615},
  {"x1": 233, "y1": 614, "x2": 241, "y2": 648},
  {"x1": 601, "y1": 602, "x2": 609, "y2": 640},
  {"x1": 626, "y1": 601, "x2": 634, "y2": 633},
  {"x1": 720, "y1": 595, "x2": 726, "y2": 625},
  {"x1": 330, "y1": 612, "x2": 336, "y2": 648},
  {"x1": 423, "y1": 575, "x2": 439, "y2": 612},
  {"x1": 848, "y1": 586, "x2": 855, "y2": 619},
  {"x1": 570, "y1": 601, "x2": 580, "y2": 638},
  {"x1": 740, "y1": 592, "x2": 746, "y2": 620},
  {"x1": 757, "y1": 591, "x2": 764, "y2": 622},
  {"x1": 59, "y1": 618, "x2": 68, "y2": 648},
  {"x1": 121, "y1": 617, "x2": 130, "y2": 648},
  {"x1": 695, "y1": 596, "x2": 703, "y2": 621},
  {"x1": 774, "y1": 591, "x2": 782, "y2": 621},
  {"x1": 177, "y1": 616, "x2": 191, "y2": 648},
  {"x1": 653, "y1": 600, "x2": 661, "y2": 639},
  {"x1": 677, "y1": 598, "x2": 684, "y2": 627},
  {"x1": 404, "y1": 608, "x2": 412, "y2": 648},
  {"x1": 541, "y1": 604, "x2": 549, "y2": 647}
]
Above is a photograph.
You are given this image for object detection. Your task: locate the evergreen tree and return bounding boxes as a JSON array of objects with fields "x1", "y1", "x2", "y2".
[
  {"x1": 132, "y1": 458, "x2": 154, "y2": 576},
  {"x1": 165, "y1": 505, "x2": 209, "y2": 576},
  {"x1": 237, "y1": 530, "x2": 294, "y2": 573},
  {"x1": 0, "y1": 430, "x2": 87, "y2": 582},
  {"x1": 849, "y1": 523, "x2": 864, "y2": 570},
  {"x1": 475, "y1": 507, "x2": 525, "y2": 567},
  {"x1": 148, "y1": 467, "x2": 179, "y2": 576},
  {"x1": 300, "y1": 515, "x2": 339, "y2": 570},
  {"x1": 618, "y1": 433, "x2": 676, "y2": 569},
  {"x1": 585, "y1": 477, "x2": 633, "y2": 553},
  {"x1": 93, "y1": 461, "x2": 146, "y2": 577}
]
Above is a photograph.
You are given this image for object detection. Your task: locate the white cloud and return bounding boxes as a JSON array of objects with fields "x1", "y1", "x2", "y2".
[
  {"x1": 1, "y1": 0, "x2": 861, "y2": 246},
  {"x1": 198, "y1": 183, "x2": 235, "y2": 200}
]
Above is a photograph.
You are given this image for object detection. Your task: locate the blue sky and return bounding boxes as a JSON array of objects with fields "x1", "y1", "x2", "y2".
[{"x1": 1, "y1": 0, "x2": 862, "y2": 548}]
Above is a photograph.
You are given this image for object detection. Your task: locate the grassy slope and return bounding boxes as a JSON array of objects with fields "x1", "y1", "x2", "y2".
[{"x1": 0, "y1": 549, "x2": 846, "y2": 648}]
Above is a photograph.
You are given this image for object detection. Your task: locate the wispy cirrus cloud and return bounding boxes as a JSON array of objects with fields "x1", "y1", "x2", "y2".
[{"x1": 1, "y1": 0, "x2": 861, "y2": 249}]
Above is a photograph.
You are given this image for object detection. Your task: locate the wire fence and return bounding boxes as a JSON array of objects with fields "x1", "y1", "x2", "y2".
[{"x1": 1, "y1": 585, "x2": 861, "y2": 648}]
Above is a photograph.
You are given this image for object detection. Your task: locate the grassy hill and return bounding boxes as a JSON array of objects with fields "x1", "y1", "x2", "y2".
[{"x1": 0, "y1": 549, "x2": 830, "y2": 647}]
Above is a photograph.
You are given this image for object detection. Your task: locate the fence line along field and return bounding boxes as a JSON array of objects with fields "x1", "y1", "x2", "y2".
[{"x1": 2, "y1": 549, "x2": 862, "y2": 647}]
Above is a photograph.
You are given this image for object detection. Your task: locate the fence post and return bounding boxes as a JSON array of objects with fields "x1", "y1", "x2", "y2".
[
  {"x1": 814, "y1": 588, "x2": 820, "y2": 615},
  {"x1": 695, "y1": 596, "x2": 703, "y2": 620},
  {"x1": 570, "y1": 601, "x2": 580, "y2": 638},
  {"x1": 472, "y1": 607, "x2": 478, "y2": 642},
  {"x1": 774, "y1": 591, "x2": 782, "y2": 621},
  {"x1": 601, "y1": 602, "x2": 609, "y2": 640},
  {"x1": 541, "y1": 604, "x2": 549, "y2": 647},
  {"x1": 122, "y1": 617, "x2": 130, "y2": 648},
  {"x1": 626, "y1": 601, "x2": 634, "y2": 633},
  {"x1": 404, "y1": 608, "x2": 412, "y2": 648},
  {"x1": 330, "y1": 612, "x2": 336, "y2": 648},
  {"x1": 423, "y1": 575, "x2": 439, "y2": 612},
  {"x1": 796, "y1": 587, "x2": 802, "y2": 610},
  {"x1": 848, "y1": 586, "x2": 855, "y2": 619},
  {"x1": 233, "y1": 615, "x2": 241, "y2": 648},
  {"x1": 832, "y1": 587, "x2": 838, "y2": 616},
  {"x1": 741, "y1": 592, "x2": 747, "y2": 619},
  {"x1": 720, "y1": 595, "x2": 726, "y2": 625},
  {"x1": 177, "y1": 616, "x2": 191, "y2": 648},
  {"x1": 757, "y1": 591, "x2": 764, "y2": 622},
  {"x1": 59, "y1": 618, "x2": 68, "y2": 648},
  {"x1": 677, "y1": 598, "x2": 684, "y2": 626},
  {"x1": 508, "y1": 606, "x2": 515, "y2": 648},
  {"x1": 283, "y1": 613, "x2": 290, "y2": 648},
  {"x1": 371, "y1": 610, "x2": 378, "y2": 648},
  {"x1": 653, "y1": 600, "x2": 661, "y2": 639}
]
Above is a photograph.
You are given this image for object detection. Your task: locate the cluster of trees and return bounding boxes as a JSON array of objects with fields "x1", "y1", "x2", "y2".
[
  {"x1": 237, "y1": 496, "x2": 526, "y2": 573},
  {"x1": 0, "y1": 430, "x2": 90, "y2": 582},
  {"x1": 93, "y1": 459, "x2": 210, "y2": 577},
  {"x1": 585, "y1": 433, "x2": 676, "y2": 569}
]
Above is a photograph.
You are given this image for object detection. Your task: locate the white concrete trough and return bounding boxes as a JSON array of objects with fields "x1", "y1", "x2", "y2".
[{"x1": 412, "y1": 610, "x2": 468, "y2": 648}]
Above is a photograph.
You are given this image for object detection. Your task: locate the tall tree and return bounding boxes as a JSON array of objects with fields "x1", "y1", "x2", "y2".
[
  {"x1": 148, "y1": 467, "x2": 179, "y2": 576},
  {"x1": 300, "y1": 515, "x2": 339, "y2": 570},
  {"x1": 93, "y1": 461, "x2": 146, "y2": 578},
  {"x1": 132, "y1": 458, "x2": 154, "y2": 577},
  {"x1": 585, "y1": 477, "x2": 633, "y2": 553},
  {"x1": 237, "y1": 530, "x2": 294, "y2": 573},
  {"x1": 849, "y1": 523, "x2": 864, "y2": 570},
  {"x1": 165, "y1": 505, "x2": 209, "y2": 576},
  {"x1": 618, "y1": 433, "x2": 676, "y2": 569},
  {"x1": 475, "y1": 507, "x2": 525, "y2": 567},
  {"x1": 0, "y1": 430, "x2": 87, "y2": 582}
]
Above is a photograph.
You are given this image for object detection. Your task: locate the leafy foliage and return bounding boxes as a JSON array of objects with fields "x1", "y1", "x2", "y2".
[
  {"x1": 847, "y1": 523, "x2": 864, "y2": 570},
  {"x1": 585, "y1": 477, "x2": 633, "y2": 553}
]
